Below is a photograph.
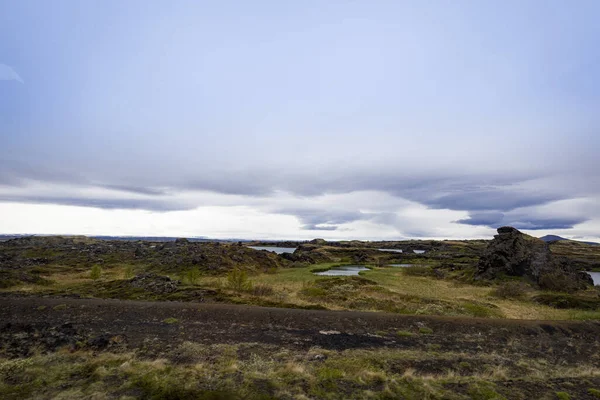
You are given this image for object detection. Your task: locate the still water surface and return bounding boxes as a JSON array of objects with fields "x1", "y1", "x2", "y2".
[
  {"x1": 314, "y1": 265, "x2": 369, "y2": 276},
  {"x1": 248, "y1": 246, "x2": 297, "y2": 254}
]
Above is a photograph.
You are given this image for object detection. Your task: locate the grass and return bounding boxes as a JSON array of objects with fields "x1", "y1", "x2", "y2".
[
  {"x1": 3, "y1": 262, "x2": 600, "y2": 320},
  {"x1": 1, "y1": 343, "x2": 599, "y2": 400}
]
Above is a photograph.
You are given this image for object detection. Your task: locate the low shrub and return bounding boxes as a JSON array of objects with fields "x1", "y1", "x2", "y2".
[
  {"x1": 226, "y1": 268, "x2": 252, "y2": 292},
  {"x1": 186, "y1": 267, "x2": 201, "y2": 285},
  {"x1": 90, "y1": 265, "x2": 102, "y2": 280}
]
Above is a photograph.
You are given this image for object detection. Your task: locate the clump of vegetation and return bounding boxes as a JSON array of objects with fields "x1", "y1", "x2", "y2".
[
  {"x1": 468, "y1": 382, "x2": 506, "y2": 400},
  {"x1": 163, "y1": 317, "x2": 179, "y2": 324},
  {"x1": 226, "y1": 268, "x2": 252, "y2": 292},
  {"x1": 90, "y1": 265, "x2": 102, "y2": 280},
  {"x1": 533, "y1": 293, "x2": 600, "y2": 310},
  {"x1": 185, "y1": 267, "x2": 201, "y2": 285},
  {"x1": 491, "y1": 282, "x2": 528, "y2": 299},
  {"x1": 588, "y1": 388, "x2": 600, "y2": 398},
  {"x1": 250, "y1": 283, "x2": 275, "y2": 297},
  {"x1": 123, "y1": 265, "x2": 135, "y2": 279},
  {"x1": 461, "y1": 301, "x2": 503, "y2": 318},
  {"x1": 419, "y1": 327, "x2": 433, "y2": 334},
  {"x1": 53, "y1": 304, "x2": 67, "y2": 311},
  {"x1": 396, "y1": 330, "x2": 413, "y2": 337},
  {"x1": 556, "y1": 392, "x2": 571, "y2": 400}
]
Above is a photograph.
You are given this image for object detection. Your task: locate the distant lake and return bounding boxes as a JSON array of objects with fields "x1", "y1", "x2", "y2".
[
  {"x1": 388, "y1": 264, "x2": 414, "y2": 268},
  {"x1": 413, "y1": 250, "x2": 426, "y2": 254},
  {"x1": 314, "y1": 265, "x2": 369, "y2": 276},
  {"x1": 378, "y1": 248, "x2": 403, "y2": 253},
  {"x1": 589, "y1": 272, "x2": 600, "y2": 286},
  {"x1": 248, "y1": 246, "x2": 296, "y2": 254}
]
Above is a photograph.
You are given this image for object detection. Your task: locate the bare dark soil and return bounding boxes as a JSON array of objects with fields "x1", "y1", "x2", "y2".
[{"x1": 1, "y1": 297, "x2": 599, "y2": 362}]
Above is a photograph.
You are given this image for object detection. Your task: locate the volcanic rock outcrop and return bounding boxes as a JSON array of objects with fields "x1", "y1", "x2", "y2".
[{"x1": 477, "y1": 227, "x2": 593, "y2": 291}]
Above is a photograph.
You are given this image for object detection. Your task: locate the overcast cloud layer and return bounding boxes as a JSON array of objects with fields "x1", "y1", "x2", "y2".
[{"x1": 1, "y1": 1, "x2": 599, "y2": 240}]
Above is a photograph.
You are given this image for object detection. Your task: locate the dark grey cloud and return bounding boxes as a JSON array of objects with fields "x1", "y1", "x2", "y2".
[
  {"x1": 0, "y1": 195, "x2": 194, "y2": 212},
  {"x1": 301, "y1": 224, "x2": 338, "y2": 231},
  {"x1": 457, "y1": 212, "x2": 588, "y2": 230},
  {"x1": 99, "y1": 184, "x2": 167, "y2": 196},
  {"x1": 275, "y1": 208, "x2": 365, "y2": 229},
  {"x1": 423, "y1": 190, "x2": 564, "y2": 212}
]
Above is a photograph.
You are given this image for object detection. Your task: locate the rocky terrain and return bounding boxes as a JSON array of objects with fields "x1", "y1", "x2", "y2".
[
  {"x1": 477, "y1": 227, "x2": 594, "y2": 291},
  {"x1": 0, "y1": 236, "x2": 286, "y2": 288}
]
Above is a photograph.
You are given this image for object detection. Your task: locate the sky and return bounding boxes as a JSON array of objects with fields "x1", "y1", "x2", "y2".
[{"x1": 1, "y1": 0, "x2": 599, "y2": 241}]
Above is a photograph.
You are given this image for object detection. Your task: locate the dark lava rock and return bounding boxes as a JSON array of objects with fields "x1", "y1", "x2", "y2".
[
  {"x1": 0, "y1": 322, "x2": 85, "y2": 357},
  {"x1": 129, "y1": 273, "x2": 180, "y2": 294},
  {"x1": 477, "y1": 227, "x2": 593, "y2": 292}
]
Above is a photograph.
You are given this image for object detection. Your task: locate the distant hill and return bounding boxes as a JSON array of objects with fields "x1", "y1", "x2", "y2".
[{"x1": 539, "y1": 235, "x2": 599, "y2": 246}]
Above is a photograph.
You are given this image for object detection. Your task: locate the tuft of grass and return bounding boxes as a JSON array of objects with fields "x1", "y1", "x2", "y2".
[
  {"x1": 53, "y1": 304, "x2": 67, "y2": 311},
  {"x1": 250, "y1": 283, "x2": 275, "y2": 297},
  {"x1": 556, "y1": 392, "x2": 571, "y2": 400},
  {"x1": 396, "y1": 330, "x2": 414, "y2": 337},
  {"x1": 419, "y1": 327, "x2": 433, "y2": 334},
  {"x1": 123, "y1": 265, "x2": 135, "y2": 279},
  {"x1": 163, "y1": 317, "x2": 179, "y2": 324},
  {"x1": 490, "y1": 282, "x2": 528, "y2": 299}
]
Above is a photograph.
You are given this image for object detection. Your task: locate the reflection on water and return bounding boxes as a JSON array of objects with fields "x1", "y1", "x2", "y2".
[
  {"x1": 314, "y1": 265, "x2": 369, "y2": 276},
  {"x1": 589, "y1": 272, "x2": 600, "y2": 286},
  {"x1": 388, "y1": 264, "x2": 414, "y2": 267},
  {"x1": 378, "y1": 248, "x2": 403, "y2": 253},
  {"x1": 248, "y1": 246, "x2": 296, "y2": 254},
  {"x1": 413, "y1": 250, "x2": 426, "y2": 254}
]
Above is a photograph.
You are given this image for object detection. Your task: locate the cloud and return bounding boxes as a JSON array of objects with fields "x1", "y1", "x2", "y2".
[
  {"x1": 0, "y1": 64, "x2": 24, "y2": 83},
  {"x1": 301, "y1": 224, "x2": 338, "y2": 231},
  {"x1": 457, "y1": 213, "x2": 587, "y2": 230}
]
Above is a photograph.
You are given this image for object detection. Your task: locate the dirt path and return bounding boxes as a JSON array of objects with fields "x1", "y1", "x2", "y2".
[{"x1": 1, "y1": 296, "x2": 599, "y2": 363}]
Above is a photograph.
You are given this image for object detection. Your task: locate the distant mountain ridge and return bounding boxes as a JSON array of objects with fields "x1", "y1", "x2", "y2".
[{"x1": 539, "y1": 235, "x2": 599, "y2": 246}]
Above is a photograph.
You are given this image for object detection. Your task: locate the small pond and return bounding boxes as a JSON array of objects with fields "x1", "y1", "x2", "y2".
[
  {"x1": 589, "y1": 272, "x2": 600, "y2": 286},
  {"x1": 248, "y1": 246, "x2": 297, "y2": 254},
  {"x1": 314, "y1": 265, "x2": 370, "y2": 276},
  {"x1": 378, "y1": 248, "x2": 403, "y2": 253},
  {"x1": 413, "y1": 250, "x2": 426, "y2": 254},
  {"x1": 388, "y1": 264, "x2": 414, "y2": 268}
]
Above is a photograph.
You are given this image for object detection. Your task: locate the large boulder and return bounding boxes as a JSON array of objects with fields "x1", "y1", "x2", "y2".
[{"x1": 477, "y1": 227, "x2": 592, "y2": 291}]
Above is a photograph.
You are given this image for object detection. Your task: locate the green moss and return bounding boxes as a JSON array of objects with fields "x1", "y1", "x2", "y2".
[
  {"x1": 396, "y1": 330, "x2": 414, "y2": 337},
  {"x1": 419, "y1": 327, "x2": 433, "y2": 334},
  {"x1": 163, "y1": 317, "x2": 179, "y2": 324},
  {"x1": 556, "y1": 392, "x2": 571, "y2": 400},
  {"x1": 588, "y1": 388, "x2": 600, "y2": 398}
]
